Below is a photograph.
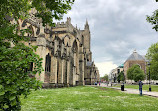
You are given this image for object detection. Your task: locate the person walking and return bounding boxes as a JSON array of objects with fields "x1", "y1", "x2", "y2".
[
  {"x1": 99, "y1": 82, "x2": 100, "y2": 86},
  {"x1": 107, "y1": 81, "x2": 109, "y2": 86},
  {"x1": 139, "y1": 80, "x2": 143, "y2": 96}
]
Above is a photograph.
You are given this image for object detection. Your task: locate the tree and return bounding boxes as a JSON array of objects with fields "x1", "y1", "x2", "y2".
[
  {"x1": 127, "y1": 65, "x2": 145, "y2": 82},
  {"x1": 120, "y1": 71, "x2": 125, "y2": 82},
  {"x1": 146, "y1": 0, "x2": 158, "y2": 31},
  {"x1": 132, "y1": 67, "x2": 145, "y2": 82},
  {"x1": 100, "y1": 74, "x2": 108, "y2": 82},
  {"x1": 127, "y1": 66, "x2": 134, "y2": 80},
  {"x1": 117, "y1": 71, "x2": 125, "y2": 83},
  {"x1": 146, "y1": 0, "x2": 158, "y2": 80},
  {"x1": 0, "y1": 0, "x2": 75, "y2": 110},
  {"x1": 146, "y1": 42, "x2": 158, "y2": 80},
  {"x1": 104, "y1": 74, "x2": 109, "y2": 81}
]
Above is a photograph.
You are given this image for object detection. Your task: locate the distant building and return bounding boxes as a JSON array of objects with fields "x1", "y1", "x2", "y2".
[
  {"x1": 124, "y1": 50, "x2": 146, "y2": 80},
  {"x1": 109, "y1": 64, "x2": 124, "y2": 82}
]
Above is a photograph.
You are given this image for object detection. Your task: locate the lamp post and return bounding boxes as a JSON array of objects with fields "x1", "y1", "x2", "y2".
[
  {"x1": 148, "y1": 62, "x2": 151, "y2": 91},
  {"x1": 121, "y1": 70, "x2": 125, "y2": 91}
]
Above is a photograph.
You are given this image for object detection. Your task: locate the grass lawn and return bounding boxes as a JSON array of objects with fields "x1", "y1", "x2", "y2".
[
  {"x1": 21, "y1": 86, "x2": 158, "y2": 111},
  {"x1": 113, "y1": 84, "x2": 158, "y2": 92}
]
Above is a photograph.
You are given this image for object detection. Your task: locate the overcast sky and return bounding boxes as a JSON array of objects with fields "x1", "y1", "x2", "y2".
[{"x1": 59, "y1": 0, "x2": 158, "y2": 77}]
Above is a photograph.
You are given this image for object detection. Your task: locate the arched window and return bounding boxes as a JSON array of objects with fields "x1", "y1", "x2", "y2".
[
  {"x1": 72, "y1": 40, "x2": 78, "y2": 53},
  {"x1": 45, "y1": 53, "x2": 51, "y2": 72},
  {"x1": 28, "y1": 25, "x2": 34, "y2": 37},
  {"x1": 16, "y1": 20, "x2": 20, "y2": 35},
  {"x1": 82, "y1": 35, "x2": 84, "y2": 46},
  {"x1": 29, "y1": 62, "x2": 33, "y2": 71}
]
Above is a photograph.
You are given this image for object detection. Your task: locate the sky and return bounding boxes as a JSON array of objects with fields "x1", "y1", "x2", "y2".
[{"x1": 59, "y1": 0, "x2": 158, "y2": 77}]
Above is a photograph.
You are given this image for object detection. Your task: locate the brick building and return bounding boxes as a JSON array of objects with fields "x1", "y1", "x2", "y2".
[{"x1": 124, "y1": 50, "x2": 146, "y2": 80}]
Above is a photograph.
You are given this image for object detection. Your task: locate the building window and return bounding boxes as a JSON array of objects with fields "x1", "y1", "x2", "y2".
[
  {"x1": 29, "y1": 62, "x2": 33, "y2": 71},
  {"x1": 82, "y1": 35, "x2": 84, "y2": 46},
  {"x1": 24, "y1": 62, "x2": 33, "y2": 74},
  {"x1": 45, "y1": 53, "x2": 51, "y2": 72},
  {"x1": 117, "y1": 69, "x2": 120, "y2": 74},
  {"x1": 27, "y1": 25, "x2": 34, "y2": 37}
]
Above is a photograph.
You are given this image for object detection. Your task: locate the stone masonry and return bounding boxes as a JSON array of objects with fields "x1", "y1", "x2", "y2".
[{"x1": 12, "y1": 9, "x2": 100, "y2": 88}]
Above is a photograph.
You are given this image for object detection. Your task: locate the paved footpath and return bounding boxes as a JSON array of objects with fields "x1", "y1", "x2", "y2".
[{"x1": 95, "y1": 83, "x2": 158, "y2": 98}]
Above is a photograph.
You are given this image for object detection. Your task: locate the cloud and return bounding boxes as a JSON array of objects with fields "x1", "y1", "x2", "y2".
[
  {"x1": 59, "y1": 0, "x2": 158, "y2": 76},
  {"x1": 95, "y1": 62, "x2": 118, "y2": 77}
]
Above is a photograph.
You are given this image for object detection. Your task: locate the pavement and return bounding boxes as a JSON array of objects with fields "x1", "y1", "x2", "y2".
[{"x1": 92, "y1": 83, "x2": 158, "y2": 98}]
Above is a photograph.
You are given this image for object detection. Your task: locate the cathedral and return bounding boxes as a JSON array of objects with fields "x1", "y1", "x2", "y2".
[{"x1": 13, "y1": 9, "x2": 100, "y2": 87}]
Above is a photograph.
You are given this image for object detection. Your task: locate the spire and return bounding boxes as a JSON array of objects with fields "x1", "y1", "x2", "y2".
[
  {"x1": 76, "y1": 24, "x2": 77, "y2": 29},
  {"x1": 86, "y1": 18, "x2": 88, "y2": 25},
  {"x1": 85, "y1": 19, "x2": 89, "y2": 29},
  {"x1": 66, "y1": 17, "x2": 71, "y2": 24}
]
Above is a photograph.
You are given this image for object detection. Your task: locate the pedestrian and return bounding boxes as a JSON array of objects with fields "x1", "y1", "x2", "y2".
[
  {"x1": 99, "y1": 82, "x2": 100, "y2": 86},
  {"x1": 139, "y1": 80, "x2": 143, "y2": 96}
]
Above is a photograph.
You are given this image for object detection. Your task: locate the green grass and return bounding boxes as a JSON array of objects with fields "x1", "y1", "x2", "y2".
[
  {"x1": 113, "y1": 84, "x2": 158, "y2": 92},
  {"x1": 21, "y1": 86, "x2": 158, "y2": 111}
]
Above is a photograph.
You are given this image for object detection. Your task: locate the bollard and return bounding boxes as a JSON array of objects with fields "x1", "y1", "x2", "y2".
[{"x1": 121, "y1": 84, "x2": 124, "y2": 91}]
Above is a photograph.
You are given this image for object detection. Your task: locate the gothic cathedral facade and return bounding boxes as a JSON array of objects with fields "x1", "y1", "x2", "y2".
[{"x1": 12, "y1": 9, "x2": 100, "y2": 87}]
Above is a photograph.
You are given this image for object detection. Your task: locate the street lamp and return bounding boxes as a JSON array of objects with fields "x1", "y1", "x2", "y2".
[
  {"x1": 148, "y1": 62, "x2": 151, "y2": 91},
  {"x1": 121, "y1": 70, "x2": 125, "y2": 91}
]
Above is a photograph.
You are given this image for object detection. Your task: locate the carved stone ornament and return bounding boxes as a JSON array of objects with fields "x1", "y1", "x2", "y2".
[
  {"x1": 37, "y1": 37, "x2": 46, "y2": 46},
  {"x1": 51, "y1": 49, "x2": 54, "y2": 55},
  {"x1": 61, "y1": 53, "x2": 67, "y2": 59},
  {"x1": 66, "y1": 55, "x2": 70, "y2": 61},
  {"x1": 54, "y1": 51, "x2": 58, "y2": 57}
]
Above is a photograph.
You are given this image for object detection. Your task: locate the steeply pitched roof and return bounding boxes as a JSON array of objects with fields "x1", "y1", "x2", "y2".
[
  {"x1": 142, "y1": 55, "x2": 149, "y2": 62},
  {"x1": 126, "y1": 50, "x2": 145, "y2": 61}
]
